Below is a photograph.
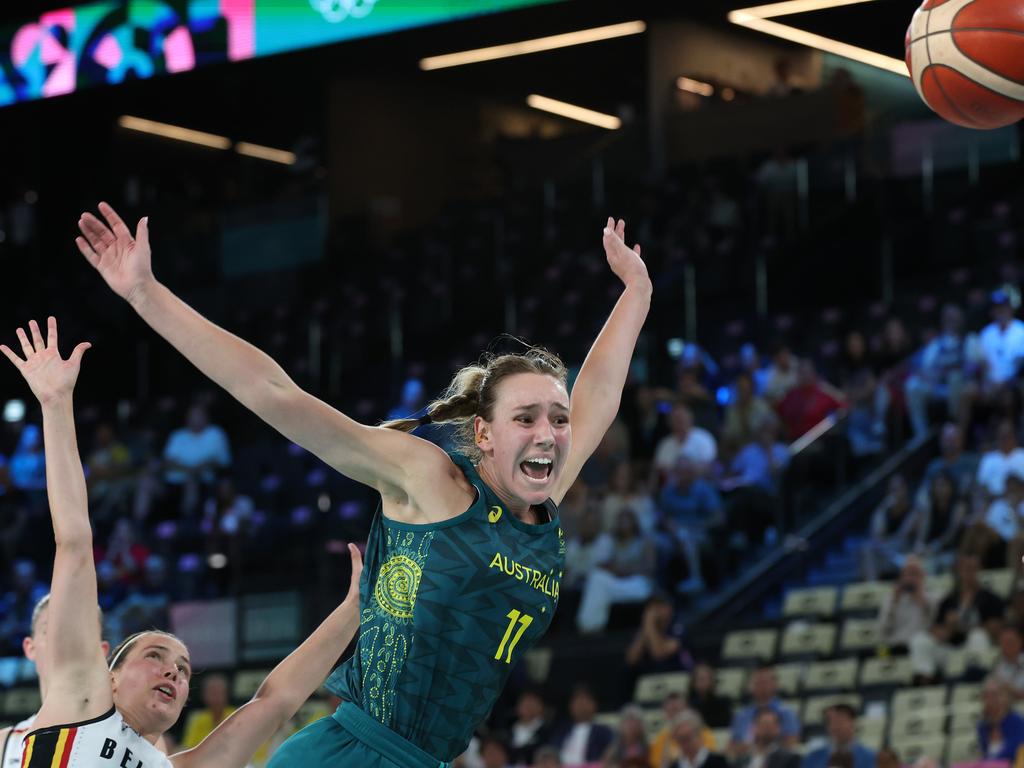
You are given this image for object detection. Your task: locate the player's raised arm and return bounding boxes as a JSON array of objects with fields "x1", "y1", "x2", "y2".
[
  {"x1": 550, "y1": 218, "x2": 651, "y2": 504},
  {"x1": 76, "y1": 203, "x2": 453, "y2": 504},
  {"x1": 170, "y1": 545, "x2": 363, "y2": 768},
  {"x1": 0, "y1": 319, "x2": 111, "y2": 724}
]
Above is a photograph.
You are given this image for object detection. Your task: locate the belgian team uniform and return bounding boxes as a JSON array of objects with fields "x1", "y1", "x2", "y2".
[
  {"x1": 20, "y1": 708, "x2": 171, "y2": 768},
  {"x1": 1, "y1": 715, "x2": 34, "y2": 768},
  {"x1": 268, "y1": 452, "x2": 565, "y2": 768}
]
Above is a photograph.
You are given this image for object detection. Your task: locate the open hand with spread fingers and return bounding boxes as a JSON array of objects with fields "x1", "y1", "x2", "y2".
[
  {"x1": 602, "y1": 216, "x2": 650, "y2": 292},
  {"x1": 76, "y1": 201, "x2": 154, "y2": 303},
  {"x1": 0, "y1": 317, "x2": 91, "y2": 405}
]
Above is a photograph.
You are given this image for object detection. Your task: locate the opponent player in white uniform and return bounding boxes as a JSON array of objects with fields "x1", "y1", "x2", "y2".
[{"x1": 0, "y1": 317, "x2": 364, "y2": 768}]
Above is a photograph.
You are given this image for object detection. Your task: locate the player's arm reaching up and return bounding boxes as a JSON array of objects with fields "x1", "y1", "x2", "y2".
[{"x1": 76, "y1": 204, "x2": 465, "y2": 517}]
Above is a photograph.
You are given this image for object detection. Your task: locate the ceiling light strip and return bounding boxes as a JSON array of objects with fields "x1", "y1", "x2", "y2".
[
  {"x1": 728, "y1": 9, "x2": 908, "y2": 77},
  {"x1": 420, "y1": 20, "x2": 646, "y2": 70},
  {"x1": 236, "y1": 142, "x2": 296, "y2": 165},
  {"x1": 736, "y1": 0, "x2": 878, "y2": 19},
  {"x1": 526, "y1": 94, "x2": 621, "y2": 130},
  {"x1": 118, "y1": 115, "x2": 232, "y2": 149}
]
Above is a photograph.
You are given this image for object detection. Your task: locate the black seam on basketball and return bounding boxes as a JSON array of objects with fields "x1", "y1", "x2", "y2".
[
  {"x1": 923, "y1": 64, "x2": 990, "y2": 128},
  {"x1": 910, "y1": 28, "x2": 1024, "y2": 45},
  {"x1": 908, "y1": 28, "x2": 1024, "y2": 89}
]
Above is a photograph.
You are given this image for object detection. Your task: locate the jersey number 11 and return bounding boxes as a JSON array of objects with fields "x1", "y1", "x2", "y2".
[{"x1": 495, "y1": 609, "x2": 534, "y2": 664}]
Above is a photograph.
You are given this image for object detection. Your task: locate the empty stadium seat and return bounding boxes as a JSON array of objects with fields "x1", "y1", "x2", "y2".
[
  {"x1": 840, "y1": 618, "x2": 881, "y2": 653},
  {"x1": 232, "y1": 669, "x2": 272, "y2": 700},
  {"x1": 804, "y1": 659, "x2": 859, "y2": 691},
  {"x1": 802, "y1": 694, "x2": 863, "y2": 726},
  {"x1": 950, "y1": 703, "x2": 982, "y2": 734},
  {"x1": 946, "y1": 733, "x2": 981, "y2": 764},
  {"x1": 715, "y1": 667, "x2": 748, "y2": 700},
  {"x1": 859, "y1": 657, "x2": 912, "y2": 687},
  {"x1": 783, "y1": 586, "x2": 838, "y2": 618},
  {"x1": 929, "y1": 573, "x2": 954, "y2": 596},
  {"x1": 840, "y1": 582, "x2": 890, "y2": 614},
  {"x1": 723, "y1": 629, "x2": 778, "y2": 662},
  {"x1": 857, "y1": 717, "x2": 886, "y2": 750},
  {"x1": 980, "y1": 568, "x2": 1013, "y2": 598},
  {"x1": 889, "y1": 707, "x2": 947, "y2": 740},
  {"x1": 595, "y1": 712, "x2": 620, "y2": 730},
  {"x1": 634, "y1": 672, "x2": 690, "y2": 705},
  {"x1": 781, "y1": 623, "x2": 836, "y2": 657},
  {"x1": 951, "y1": 683, "x2": 982, "y2": 709},
  {"x1": 642, "y1": 709, "x2": 666, "y2": 734},
  {"x1": 892, "y1": 685, "x2": 947, "y2": 713},
  {"x1": 891, "y1": 735, "x2": 947, "y2": 764},
  {"x1": 774, "y1": 662, "x2": 803, "y2": 696}
]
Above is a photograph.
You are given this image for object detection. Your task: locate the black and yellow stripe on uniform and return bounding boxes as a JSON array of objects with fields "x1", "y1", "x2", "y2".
[{"x1": 20, "y1": 725, "x2": 77, "y2": 768}]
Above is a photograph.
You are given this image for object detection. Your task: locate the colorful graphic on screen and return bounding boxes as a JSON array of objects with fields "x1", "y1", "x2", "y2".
[{"x1": 0, "y1": 0, "x2": 560, "y2": 108}]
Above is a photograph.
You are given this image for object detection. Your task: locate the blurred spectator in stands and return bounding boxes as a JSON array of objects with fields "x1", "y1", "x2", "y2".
[
  {"x1": 387, "y1": 377, "x2": 425, "y2": 420},
  {"x1": 734, "y1": 708, "x2": 800, "y2": 768},
  {"x1": 975, "y1": 419, "x2": 1024, "y2": 501},
  {"x1": 162, "y1": 404, "x2": 231, "y2": 517},
  {"x1": 671, "y1": 710, "x2": 728, "y2": 768},
  {"x1": 182, "y1": 673, "x2": 236, "y2": 748},
  {"x1": 85, "y1": 422, "x2": 135, "y2": 526},
  {"x1": 534, "y1": 745, "x2": 562, "y2": 768},
  {"x1": 875, "y1": 317, "x2": 914, "y2": 415},
  {"x1": 978, "y1": 676, "x2": 1024, "y2": 761},
  {"x1": 776, "y1": 361, "x2": 845, "y2": 442},
  {"x1": 0, "y1": 559, "x2": 48, "y2": 654},
  {"x1": 934, "y1": 553, "x2": 1004, "y2": 658},
  {"x1": 114, "y1": 553, "x2": 171, "y2": 635},
  {"x1": 576, "y1": 509, "x2": 655, "y2": 633},
  {"x1": 480, "y1": 734, "x2": 511, "y2": 768},
  {"x1": 767, "y1": 59, "x2": 797, "y2": 97},
  {"x1": 658, "y1": 456, "x2": 723, "y2": 592},
  {"x1": 913, "y1": 471, "x2": 967, "y2": 569},
  {"x1": 720, "y1": 414, "x2": 789, "y2": 545},
  {"x1": 763, "y1": 345, "x2": 799, "y2": 405},
  {"x1": 677, "y1": 366, "x2": 718, "y2": 436},
  {"x1": 905, "y1": 305, "x2": 973, "y2": 437},
  {"x1": 97, "y1": 517, "x2": 152, "y2": 586},
  {"x1": 878, "y1": 555, "x2": 934, "y2": 651},
  {"x1": 602, "y1": 461, "x2": 657, "y2": 536},
  {"x1": 688, "y1": 663, "x2": 732, "y2": 730},
  {"x1": 860, "y1": 474, "x2": 918, "y2": 580},
  {"x1": 580, "y1": 420, "x2": 631, "y2": 492},
  {"x1": 840, "y1": 331, "x2": 887, "y2": 458},
  {"x1": 549, "y1": 684, "x2": 614, "y2": 766},
  {"x1": 967, "y1": 462, "x2": 1024, "y2": 569},
  {"x1": 649, "y1": 693, "x2": 686, "y2": 768},
  {"x1": 558, "y1": 478, "x2": 590, "y2": 539},
  {"x1": 652, "y1": 403, "x2": 717, "y2": 484},
  {"x1": 963, "y1": 291, "x2": 1024, "y2": 431},
  {"x1": 9, "y1": 423, "x2": 46, "y2": 506},
  {"x1": 625, "y1": 595, "x2": 688, "y2": 692},
  {"x1": 507, "y1": 688, "x2": 551, "y2": 767},
  {"x1": 563, "y1": 507, "x2": 613, "y2": 591},
  {"x1": 722, "y1": 373, "x2": 774, "y2": 452},
  {"x1": 874, "y1": 747, "x2": 900, "y2": 768},
  {"x1": 624, "y1": 385, "x2": 669, "y2": 464},
  {"x1": 801, "y1": 704, "x2": 875, "y2": 768},
  {"x1": 95, "y1": 559, "x2": 127, "y2": 616},
  {"x1": 917, "y1": 424, "x2": 976, "y2": 506},
  {"x1": 992, "y1": 625, "x2": 1024, "y2": 700},
  {"x1": 910, "y1": 615, "x2": 955, "y2": 685},
  {"x1": 601, "y1": 704, "x2": 649, "y2": 768},
  {"x1": 202, "y1": 477, "x2": 256, "y2": 587},
  {"x1": 728, "y1": 666, "x2": 800, "y2": 759}
]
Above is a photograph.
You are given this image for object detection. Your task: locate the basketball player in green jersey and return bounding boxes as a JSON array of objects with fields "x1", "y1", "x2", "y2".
[{"x1": 76, "y1": 204, "x2": 651, "y2": 768}]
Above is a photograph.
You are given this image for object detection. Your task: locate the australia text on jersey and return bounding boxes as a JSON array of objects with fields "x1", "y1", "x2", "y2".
[{"x1": 487, "y1": 553, "x2": 560, "y2": 599}]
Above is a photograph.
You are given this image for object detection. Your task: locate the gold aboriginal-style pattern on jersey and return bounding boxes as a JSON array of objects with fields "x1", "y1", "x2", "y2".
[{"x1": 359, "y1": 528, "x2": 434, "y2": 724}]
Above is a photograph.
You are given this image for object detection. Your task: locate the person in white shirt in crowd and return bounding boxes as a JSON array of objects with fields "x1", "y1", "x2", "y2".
[
  {"x1": 975, "y1": 420, "x2": 1024, "y2": 501},
  {"x1": 904, "y1": 304, "x2": 975, "y2": 438},
  {"x1": 763, "y1": 344, "x2": 800, "y2": 406},
  {"x1": 992, "y1": 625, "x2": 1024, "y2": 701},
  {"x1": 548, "y1": 685, "x2": 614, "y2": 767},
  {"x1": 964, "y1": 462, "x2": 1024, "y2": 569},
  {"x1": 576, "y1": 509, "x2": 655, "y2": 634},
  {"x1": 961, "y1": 290, "x2": 1024, "y2": 435},
  {"x1": 877, "y1": 555, "x2": 934, "y2": 651},
  {"x1": 563, "y1": 507, "x2": 614, "y2": 591},
  {"x1": 162, "y1": 404, "x2": 231, "y2": 516},
  {"x1": 601, "y1": 460, "x2": 658, "y2": 536},
  {"x1": 652, "y1": 403, "x2": 717, "y2": 484},
  {"x1": 506, "y1": 689, "x2": 551, "y2": 767}
]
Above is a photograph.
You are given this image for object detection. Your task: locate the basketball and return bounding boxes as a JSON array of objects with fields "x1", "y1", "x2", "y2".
[{"x1": 905, "y1": 0, "x2": 1024, "y2": 129}]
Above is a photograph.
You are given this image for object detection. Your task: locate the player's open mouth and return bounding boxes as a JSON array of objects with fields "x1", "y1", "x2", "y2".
[
  {"x1": 520, "y1": 457, "x2": 553, "y2": 483},
  {"x1": 153, "y1": 685, "x2": 176, "y2": 702}
]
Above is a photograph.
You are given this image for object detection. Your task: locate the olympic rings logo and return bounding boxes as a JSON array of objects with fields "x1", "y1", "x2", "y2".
[{"x1": 309, "y1": 0, "x2": 378, "y2": 23}]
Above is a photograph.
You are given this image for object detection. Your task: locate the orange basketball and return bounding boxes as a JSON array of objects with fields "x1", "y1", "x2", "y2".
[{"x1": 905, "y1": 0, "x2": 1024, "y2": 129}]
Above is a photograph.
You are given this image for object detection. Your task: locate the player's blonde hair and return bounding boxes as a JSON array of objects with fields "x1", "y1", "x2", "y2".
[{"x1": 381, "y1": 347, "x2": 568, "y2": 461}]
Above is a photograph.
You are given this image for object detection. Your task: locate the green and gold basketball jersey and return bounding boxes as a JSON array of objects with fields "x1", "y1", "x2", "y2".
[{"x1": 325, "y1": 452, "x2": 565, "y2": 762}]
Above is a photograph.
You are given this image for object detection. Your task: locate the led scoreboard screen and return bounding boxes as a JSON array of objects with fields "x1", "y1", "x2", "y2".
[{"x1": 0, "y1": 0, "x2": 561, "y2": 108}]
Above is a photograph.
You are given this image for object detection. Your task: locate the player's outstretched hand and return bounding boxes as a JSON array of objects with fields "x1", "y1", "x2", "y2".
[
  {"x1": 0, "y1": 317, "x2": 90, "y2": 404},
  {"x1": 602, "y1": 216, "x2": 650, "y2": 291},
  {"x1": 76, "y1": 201, "x2": 154, "y2": 303}
]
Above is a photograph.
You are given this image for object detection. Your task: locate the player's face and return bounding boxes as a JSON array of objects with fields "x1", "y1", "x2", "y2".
[
  {"x1": 111, "y1": 634, "x2": 191, "y2": 733},
  {"x1": 477, "y1": 373, "x2": 570, "y2": 507}
]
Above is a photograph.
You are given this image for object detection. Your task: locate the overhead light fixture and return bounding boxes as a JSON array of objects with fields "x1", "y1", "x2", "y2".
[
  {"x1": 728, "y1": 0, "x2": 908, "y2": 77},
  {"x1": 236, "y1": 142, "x2": 296, "y2": 165},
  {"x1": 118, "y1": 115, "x2": 232, "y2": 149},
  {"x1": 526, "y1": 94, "x2": 621, "y2": 130},
  {"x1": 420, "y1": 20, "x2": 646, "y2": 70},
  {"x1": 677, "y1": 77, "x2": 715, "y2": 97}
]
